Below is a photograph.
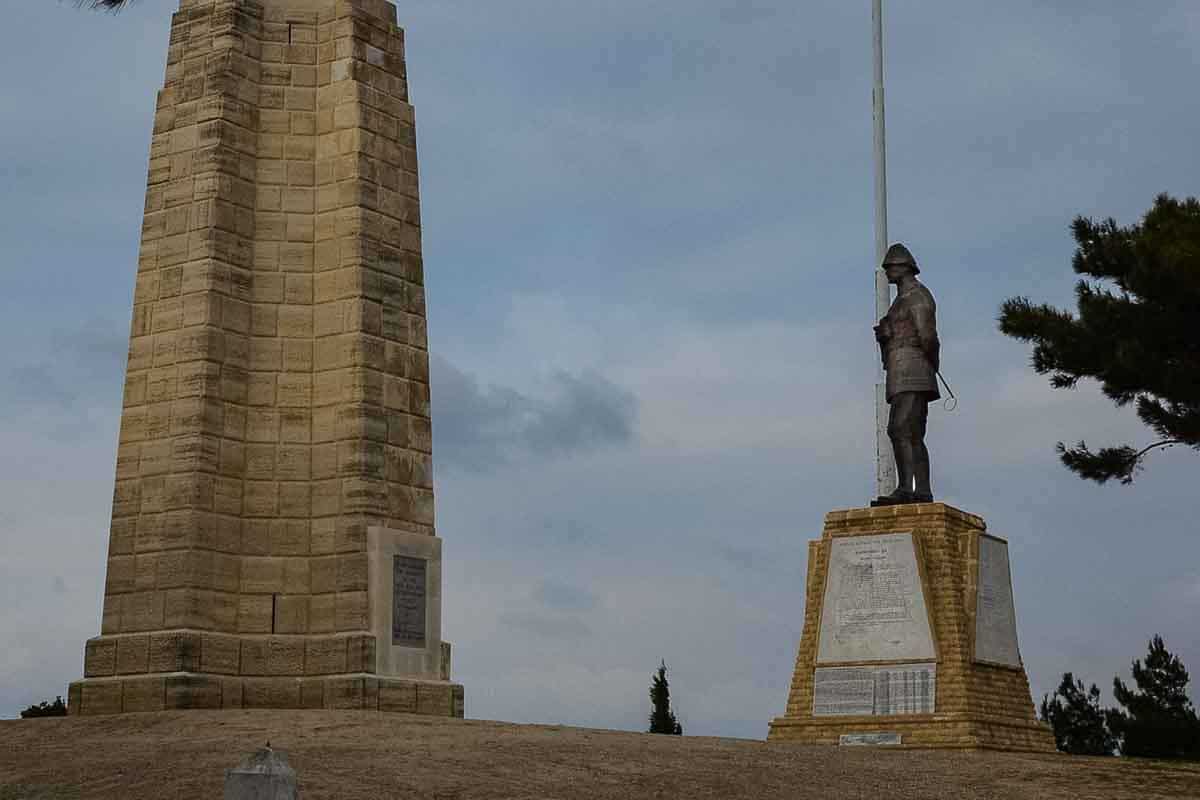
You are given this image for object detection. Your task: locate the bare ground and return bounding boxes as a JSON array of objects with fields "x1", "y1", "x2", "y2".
[{"x1": 1, "y1": 711, "x2": 1198, "y2": 799}]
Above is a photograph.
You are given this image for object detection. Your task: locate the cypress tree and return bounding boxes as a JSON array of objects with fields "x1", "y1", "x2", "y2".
[{"x1": 648, "y1": 660, "x2": 682, "y2": 735}]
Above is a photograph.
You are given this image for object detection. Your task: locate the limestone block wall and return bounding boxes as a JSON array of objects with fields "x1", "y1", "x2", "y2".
[{"x1": 72, "y1": 0, "x2": 458, "y2": 714}]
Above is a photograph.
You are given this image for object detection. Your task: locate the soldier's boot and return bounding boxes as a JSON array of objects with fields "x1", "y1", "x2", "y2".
[
  {"x1": 912, "y1": 441, "x2": 933, "y2": 503},
  {"x1": 876, "y1": 439, "x2": 917, "y2": 505}
]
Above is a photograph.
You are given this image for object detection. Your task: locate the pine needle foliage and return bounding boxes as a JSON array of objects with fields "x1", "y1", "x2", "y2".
[
  {"x1": 1039, "y1": 673, "x2": 1117, "y2": 755},
  {"x1": 648, "y1": 660, "x2": 682, "y2": 735},
  {"x1": 1107, "y1": 635, "x2": 1200, "y2": 760},
  {"x1": 998, "y1": 194, "x2": 1200, "y2": 483},
  {"x1": 77, "y1": 0, "x2": 132, "y2": 12}
]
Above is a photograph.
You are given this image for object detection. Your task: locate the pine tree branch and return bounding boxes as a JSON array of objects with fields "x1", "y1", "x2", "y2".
[
  {"x1": 1131, "y1": 439, "x2": 1184, "y2": 462},
  {"x1": 77, "y1": 0, "x2": 133, "y2": 12},
  {"x1": 1057, "y1": 439, "x2": 1182, "y2": 485},
  {"x1": 1002, "y1": 194, "x2": 1200, "y2": 484}
]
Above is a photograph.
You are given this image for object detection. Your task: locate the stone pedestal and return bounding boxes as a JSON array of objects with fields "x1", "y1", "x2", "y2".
[
  {"x1": 768, "y1": 503, "x2": 1053, "y2": 751},
  {"x1": 69, "y1": 0, "x2": 464, "y2": 717}
]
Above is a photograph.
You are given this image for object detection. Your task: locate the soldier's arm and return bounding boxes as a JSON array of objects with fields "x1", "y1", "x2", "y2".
[
  {"x1": 912, "y1": 301, "x2": 940, "y2": 372},
  {"x1": 874, "y1": 317, "x2": 891, "y2": 368}
]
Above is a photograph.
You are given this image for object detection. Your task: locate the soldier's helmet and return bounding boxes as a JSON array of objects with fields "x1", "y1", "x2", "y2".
[{"x1": 882, "y1": 243, "x2": 920, "y2": 275}]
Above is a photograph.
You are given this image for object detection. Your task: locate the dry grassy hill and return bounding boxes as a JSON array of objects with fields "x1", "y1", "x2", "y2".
[{"x1": 1, "y1": 711, "x2": 1198, "y2": 799}]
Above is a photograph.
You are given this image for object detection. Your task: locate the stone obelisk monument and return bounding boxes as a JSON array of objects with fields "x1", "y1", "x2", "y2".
[{"x1": 69, "y1": 0, "x2": 464, "y2": 716}]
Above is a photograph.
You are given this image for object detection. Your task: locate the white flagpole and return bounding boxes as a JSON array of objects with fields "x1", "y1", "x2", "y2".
[{"x1": 872, "y1": 0, "x2": 896, "y2": 498}]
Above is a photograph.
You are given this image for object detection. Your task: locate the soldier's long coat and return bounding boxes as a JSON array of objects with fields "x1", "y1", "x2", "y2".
[{"x1": 880, "y1": 281, "x2": 940, "y2": 403}]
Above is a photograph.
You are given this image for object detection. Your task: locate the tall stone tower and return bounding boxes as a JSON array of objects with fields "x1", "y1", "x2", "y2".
[{"x1": 69, "y1": 0, "x2": 464, "y2": 716}]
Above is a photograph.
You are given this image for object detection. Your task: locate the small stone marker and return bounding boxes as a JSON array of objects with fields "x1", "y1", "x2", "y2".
[
  {"x1": 839, "y1": 732, "x2": 902, "y2": 746},
  {"x1": 224, "y1": 747, "x2": 298, "y2": 800}
]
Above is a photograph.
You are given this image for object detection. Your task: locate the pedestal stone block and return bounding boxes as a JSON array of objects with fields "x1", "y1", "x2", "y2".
[
  {"x1": 69, "y1": 0, "x2": 464, "y2": 718},
  {"x1": 768, "y1": 503, "x2": 1053, "y2": 751}
]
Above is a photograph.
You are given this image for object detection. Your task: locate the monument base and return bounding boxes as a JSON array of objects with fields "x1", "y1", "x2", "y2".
[
  {"x1": 767, "y1": 503, "x2": 1054, "y2": 752},
  {"x1": 70, "y1": 527, "x2": 464, "y2": 718},
  {"x1": 768, "y1": 712, "x2": 1052, "y2": 751},
  {"x1": 69, "y1": 670, "x2": 464, "y2": 717}
]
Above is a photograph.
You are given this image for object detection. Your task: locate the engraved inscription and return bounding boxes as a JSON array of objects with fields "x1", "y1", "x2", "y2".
[
  {"x1": 817, "y1": 533, "x2": 935, "y2": 663},
  {"x1": 812, "y1": 667, "x2": 874, "y2": 716},
  {"x1": 975, "y1": 536, "x2": 1021, "y2": 667},
  {"x1": 836, "y1": 545, "x2": 910, "y2": 627},
  {"x1": 840, "y1": 732, "x2": 902, "y2": 746},
  {"x1": 813, "y1": 664, "x2": 936, "y2": 716},
  {"x1": 873, "y1": 664, "x2": 936, "y2": 714},
  {"x1": 392, "y1": 555, "x2": 427, "y2": 648}
]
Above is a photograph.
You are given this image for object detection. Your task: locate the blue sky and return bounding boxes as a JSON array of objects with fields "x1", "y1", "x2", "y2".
[{"x1": 1, "y1": 0, "x2": 1198, "y2": 738}]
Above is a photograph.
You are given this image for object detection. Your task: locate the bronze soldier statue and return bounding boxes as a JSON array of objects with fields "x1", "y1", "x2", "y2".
[{"x1": 873, "y1": 243, "x2": 939, "y2": 505}]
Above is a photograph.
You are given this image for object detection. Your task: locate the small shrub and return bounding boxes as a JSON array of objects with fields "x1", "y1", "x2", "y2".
[{"x1": 20, "y1": 696, "x2": 68, "y2": 719}]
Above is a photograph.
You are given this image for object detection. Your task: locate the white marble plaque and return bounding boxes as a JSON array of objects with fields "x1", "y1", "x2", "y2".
[
  {"x1": 368, "y1": 527, "x2": 445, "y2": 680},
  {"x1": 813, "y1": 664, "x2": 936, "y2": 716},
  {"x1": 840, "y1": 732, "x2": 902, "y2": 746},
  {"x1": 974, "y1": 535, "x2": 1021, "y2": 667},
  {"x1": 817, "y1": 533, "x2": 935, "y2": 663},
  {"x1": 812, "y1": 667, "x2": 874, "y2": 716}
]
